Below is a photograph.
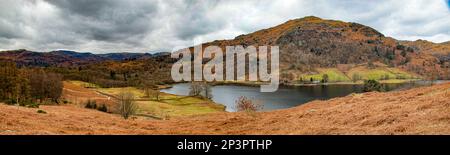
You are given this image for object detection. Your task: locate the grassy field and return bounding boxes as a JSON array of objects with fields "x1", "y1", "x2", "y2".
[
  {"x1": 347, "y1": 67, "x2": 420, "y2": 81},
  {"x1": 66, "y1": 81, "x2": 225, "y2": 119},
  {"x1": 136, "y1": 96, "x2": 225, "y2": 119},
  {"x1": 298, "y1": 67, "x2": 420, "y2": 84},
  {"x1": 68, "y1": 80, "x2": 101, "y2": 88},
  {"x1": 93, "y1": 84, "x2": 225, "y2": 119},
  {"x1": 97, "y1": 87, "x2": 147, "y2": 98},
  {"x1": 299, "y1": 68, "x2": 351, "y2": 82}
]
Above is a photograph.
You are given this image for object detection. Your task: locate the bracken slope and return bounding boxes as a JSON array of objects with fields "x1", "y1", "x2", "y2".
[{"x1": 1, "y1": 82, "x2": 449, "y2": 135}]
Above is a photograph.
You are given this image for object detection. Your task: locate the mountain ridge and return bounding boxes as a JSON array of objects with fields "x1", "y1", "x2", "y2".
[{"x1": 0, "y1": 49, "x2": 167, "y2": 67}]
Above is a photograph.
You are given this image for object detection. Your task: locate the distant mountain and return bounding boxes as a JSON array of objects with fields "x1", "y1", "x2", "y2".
[
  {"x1": 0, "y1": 49, "x2": 166, "y2": 67},
  {"x1": 98, "y1": 52, "x2": 153, "y2": 61},
  {"x1": 50, "y1": 50, "x2": 108, "y2": 61},
  {"x1": 0, "y1": 49, "x2": 80, "y2": 67}
]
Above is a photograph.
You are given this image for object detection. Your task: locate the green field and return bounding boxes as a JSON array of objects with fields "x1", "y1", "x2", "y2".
[
  {"x1": 299, "y1": 68, "x2": 351, "y2": 82},
  {"x1": 97, "y1": 87, "x2": 147, "y2": 98},
  {"x1": 137, "y1": 96, "x2": 225, "y2": 119},
  {"x1": 68, "y1": 80, "x2": 101, "y2": 88},
  {"x1": 95, "y1": 86, "x2": 225, "y2": 119},
  {"x1": 298, "y1": 67, "x2": 420, "y2": 83},
  {"x1": 347, "y1": 67, "x2": 419, "y2": 81}
]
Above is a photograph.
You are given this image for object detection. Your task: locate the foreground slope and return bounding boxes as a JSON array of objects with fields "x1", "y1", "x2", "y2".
[{"x1": 1, "y1": 83, "x2": 449, "y2": 135}]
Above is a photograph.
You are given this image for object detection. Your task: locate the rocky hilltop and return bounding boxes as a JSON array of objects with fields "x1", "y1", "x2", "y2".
[{"x1": 197, "y1": 16, "x2": 449, "y2": 81}]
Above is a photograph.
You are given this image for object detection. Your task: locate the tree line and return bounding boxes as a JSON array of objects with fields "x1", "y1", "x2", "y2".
[
  {"x1": 45, "y1": 58, "x2": 174, "y2": 88},
  {"x1": 0, "y1": 61, "x2": 63, "y2": 106}
]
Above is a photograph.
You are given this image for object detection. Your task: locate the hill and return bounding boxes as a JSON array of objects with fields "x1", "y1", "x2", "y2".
[
  {"x1": 1, "y1": 82, "x2": 449, "y2": 135},
  {"x1": 192, "y1": 16, "x2": 449, "y2": 81}
]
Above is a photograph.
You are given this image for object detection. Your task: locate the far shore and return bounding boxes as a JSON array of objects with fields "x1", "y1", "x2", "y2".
[{"x1": 166, "y1": 79, "x2": 434, "y2": 88}]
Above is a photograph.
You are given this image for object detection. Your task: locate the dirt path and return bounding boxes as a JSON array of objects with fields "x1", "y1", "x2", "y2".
[{"x1": 61, "y1": 82, "x2": 117, "y2": 110}]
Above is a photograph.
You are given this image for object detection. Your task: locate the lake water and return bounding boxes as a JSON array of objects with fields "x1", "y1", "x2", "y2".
[{"x1": 161, "y1": 81, "x2": 446, "y2": 112}]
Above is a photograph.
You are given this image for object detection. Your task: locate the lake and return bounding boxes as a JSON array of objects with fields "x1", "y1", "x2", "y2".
[{"x1": 161, "y1": 81, "x2": 445, "y2": 112}]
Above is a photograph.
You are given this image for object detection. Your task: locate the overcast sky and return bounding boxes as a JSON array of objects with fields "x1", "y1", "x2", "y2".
[{"x1": 0, "y1": 0, "x2": 449, "y2": 53}]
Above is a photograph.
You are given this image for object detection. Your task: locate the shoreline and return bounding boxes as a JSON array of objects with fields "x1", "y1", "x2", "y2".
[{"x1": 168, "y1": 79, "x2": 429, "y2": 88}]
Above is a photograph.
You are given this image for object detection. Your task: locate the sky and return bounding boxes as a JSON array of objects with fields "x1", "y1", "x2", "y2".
[{"x1": 0, "y1": 0, "x2": 449, "y2": 53}]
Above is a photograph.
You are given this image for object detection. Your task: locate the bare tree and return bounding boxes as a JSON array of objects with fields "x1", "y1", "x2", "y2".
[
  {"x1": 235, "y1": 96, "x2": 263, "y2": 112},
  {"x1": 118, "y1": 91, "x2": 137, "y2": 119},
  {"x1": 189, "y1": 82, "x2": 203, "y2": 97},
  {"x1": 202, "y1": 82, "x2": 213, "y2": 99},
  {"x1": 149, "y1": 88, "x2": 161, "y2": 101},
  {"x1": 188, "y1": 82, "x2": 213, "y2": 99},
  {"x1": 28, "y1": 69, "x2": 63, "y2": 103},
  {"x1": 322, "y1": 74, "x2": 329, "y2": 83},
  {"x1": 46, "y1": 73, "x2": 63, "y2": 103}
]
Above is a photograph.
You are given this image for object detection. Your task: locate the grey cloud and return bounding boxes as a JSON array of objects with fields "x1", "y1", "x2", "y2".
[
  {"x1": 160, "y1": 0, "x2": 225, "y2": 40},
  {"x1": 45, "y1": 0, "x2": 158, "y2": 42},
  {"x1": 46, "y1": 0, "x2": 120, "y2": 18},
  {"x1": 0, "y1": 0, "x2": 449, "y2": 53},
  {"x1": 0, "y1": 21, "x2": 23, "y2": 39}
]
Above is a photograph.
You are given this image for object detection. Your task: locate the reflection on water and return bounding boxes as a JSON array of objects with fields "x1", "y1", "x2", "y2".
[{"x1": 161, "y1": 81, "x2": 447, "y2": 112}]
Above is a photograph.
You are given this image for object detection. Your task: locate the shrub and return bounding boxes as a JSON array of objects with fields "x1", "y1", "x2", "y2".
[
  {"x1": 84, "y1": 100, "x2": 97, "y2": 109},
  {"x1": 367, "y1": 60, "x2": 376, "y2": 69},
  {"x1": 4, "y1": 99, "x2": 17, "y2": 105},
  {"x1": 363, "y1": 80, "x2": 384, "y2": 92},
  {"x1": 235, "y1": 96, "x2": 263, "y2": 112},
  {"x1": 17, "y1": 100, "x2": 39, "y2": 108},
  {"x1": 352, "y1": 73, "x2": 362, "y2": 83},
  {"x1": 386, "y1": 51, "x2": 395, "y2": 60},
  {"x1": 396, "y1": 44, "x2": 406, "y2": 50},
  {"x1": 396, "y1": 75, "x2": 406, "y2": 79},
  {"x1": 37, "y1": 109, "x2": 47, "y2": 114},
  {"x1": 321, "y1": 74, "x2": 329, "y2": 83},
  {"x1": 118, "y1": 92, "x2": 137, "y2": 119},
  {"x1": 18, "y1": 102, "x2": 25, "y2": 106},
  {"x1": 147, "y1": 89, "x2": 161, "y2": 101},
  {"x1": 97, "y1": 104, "x2": 108, "y2": 113},
  {"x1": 26, "y1": 102, "x2": 40, "y2": 108},
  {"x1": 382, "y1": 74, "x2": 390, "y2": 80}
]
